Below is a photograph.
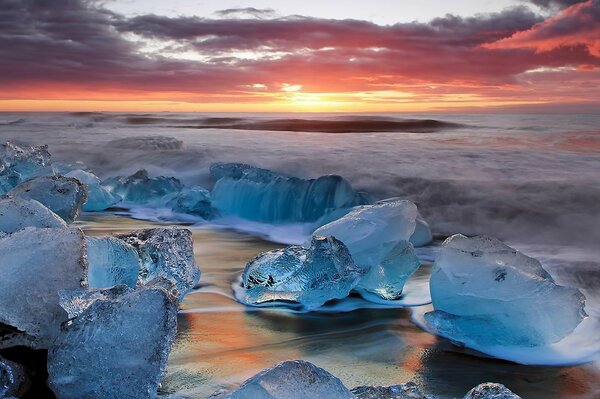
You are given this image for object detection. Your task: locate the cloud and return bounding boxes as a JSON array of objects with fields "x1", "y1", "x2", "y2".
[
  {"x1": 528, "y1": 0, "x2": 588, "y2": 9},
  {"x1": 214, "y1": 7, "x2": 277, "y2": 19},
  {"x1": 487, "y1": 1, "x2": 600, "y2": 57}
]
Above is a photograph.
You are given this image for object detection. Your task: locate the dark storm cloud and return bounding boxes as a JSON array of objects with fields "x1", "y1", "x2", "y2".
[
  {"x1": 528, "y1": 0, "x2": 588, "y2": 9},
  {"x1": 214, "y1": 7, "x2": 277, "y2": 18}
]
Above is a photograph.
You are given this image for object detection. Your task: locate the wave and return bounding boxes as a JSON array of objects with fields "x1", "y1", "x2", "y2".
[{"x1": 0, "y1": 118, "x2": 25, "y2": 126}]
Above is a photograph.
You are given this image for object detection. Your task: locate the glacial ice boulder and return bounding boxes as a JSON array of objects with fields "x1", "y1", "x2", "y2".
[
  {"x1": 210, "y1": 163, "x2": 369, "y2": 224},
  {"x1": 425, "y1": 235, "x2": 587, "y2": 347},
  {"x1": 312, "y1": 199, "x2": 422, "y2": 300},
  {"x1": 412, "y1": 214, "x2": 433, "y2": 247},
  {"x1": 0, "y1": 356, "x2": 27, "y2": 398},
  {"x1": 6, "y1": 175, "x2": 88, "y2": 222},
  {"x1": 0, "y1": 228, "x2": 87, "y2": 348},
  {"x1": 114, "y1": 228, "x2": 200, "y2": 300},
  {"x1": 166, "y1": 185, "x2": 215, "y2": 219},
  {"x1": 351, "y1": 382, "x2": 431, "y2": 399},
  {"x1": 86, "y1": 236, "x2": 141, "y2": 289},
  {"x1": 102, "y1": 169, "x2": 183, "y2": 205},
  {"x1": 209, "y1": 360, "x2": 355, "y2": 399},
  {"x1": 0, "y1": 197, "x2": 66, "y2": 233},
  {"x1": 0, "y1": 142, "x2": 52, "y2": 193},
  {"x1": 239, "y1": 236, "x2": 362, "y2": 310},
  {"x1": 47, "y1": 285, "x2": 178, "y2": 399},
  {"x1": 462, "y1": 383, "x2": 521, "y2": 399},
  {"x1": 65, "y1": 169, "x2": 119, "y2": 211}
]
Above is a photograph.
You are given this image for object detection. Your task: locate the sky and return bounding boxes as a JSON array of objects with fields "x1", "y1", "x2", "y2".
[{"x1": 0, "y1": 0, "x2": 599, "y2": 112}]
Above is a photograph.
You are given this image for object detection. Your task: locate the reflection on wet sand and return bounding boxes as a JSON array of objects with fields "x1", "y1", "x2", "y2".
[{"x1": 79, "y1": 214, "x2": 600, "y2": 399}]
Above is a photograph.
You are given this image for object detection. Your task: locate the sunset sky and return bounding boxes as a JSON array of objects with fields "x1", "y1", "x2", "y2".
[{"x1": 1, "y1": 0, "x2": 599, "y2": 112}]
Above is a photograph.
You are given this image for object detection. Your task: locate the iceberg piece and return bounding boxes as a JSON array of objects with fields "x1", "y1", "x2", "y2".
[
  {"x1": 0, "y1": 142, "x2": 52, "y2": 193},
  {"x1": 166, "y1": 185, "x2": 215, "y2": 219},
  {"x1": 0, "y1": 197, "x2": 66, "y2": 233},
  {"x1": 239, "y1": 236, "x2": 362, "y2": 310},
  {"x1": 86, "y1": 236, "x2": 141, "y2": 289},
  {"x1": 425, "y1": 235, "x2": 587, "y2": 347},
  {"x1": 351, "y1": 382, "x2": 431, "y2": 399},
  {"x1": 209, "y1": 360, "x2": 354, "y2": 399},
  {"x1": 65, "y1": 169, "x2": 119, "y2": 211},
  {"x1": 6, "y1": 176, "x2": 88, "y2": 222},
  {"x1": 114, "y1": 228, "x2": 199, "y2": 300},
  {"x1": 102, "y1": 169, "x2": 183, "y2": 205},
  {"x1": 47, "y1": 285, "x2": 178, "y2": 399},
  {"x1": 412, "y1": 214, "x2": 433, "y2": 247},
  {"x1": 0, "y1": 356, "x2": 27, "y2": 398},
  {"x1": 462, "y1": 383, "x2": 521, "y2": 399},
  {"x1": 312, "y1": 199, "x2": 421, "y2": 300},
  {"x1": 0, "y1": 228, "x2": 87, "y2": 348},
  {"x1": 210, "y1": 163, "x2": 369, "y2": 224}
]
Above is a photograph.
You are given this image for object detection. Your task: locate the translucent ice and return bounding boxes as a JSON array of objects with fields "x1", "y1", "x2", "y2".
[
  {"x1": 0, "y1": 142, "x2": 52, "y2": 193},
  {"x1": 65, "y1": 169, "x2": 119, "y2": 211},
  {"x1": 239, "y1": 236, "x2": 362, "y2": 310},
  {"x1": 210, "y1": 163, "x2": 369, "y2": 224},
  {"x1": 0, "y1": 228, "x2": 87, "y2": 348},
  {"x1": 351, "y1": 382, "x2": 431, "y2": 399},
  {"x1": 86, "y1": 236, "x2": 141, "y2": 289},
  {"x1": 103, "y1": 169, "x2": 183, "y2": 205},
  {"x1": 312, "y1": 199, "x2": 422, "y2": 300},
  {"x1": 6, "y1": 176, "x2": 88, "y2": 222},
  {"x1": 166, "y1": 185, "x2": 215, "y2": 219},
  {"x1": 462, "y1": 383, "x2": 521, "y2": 399},
  {"x1": 209, "y1": 360, "x2": 355, "y2": 399},
  {"x1": 114, "y1": 228, "x2": 200, "y2": 300},
  {"x1": 0, "y1": 356, "x2": 26, "y2": 398},
  {"x1": 425, "y1": 235, "x2": 587, "y2": 347},
  {"x1": 0, "y1": 197, "x2": 66, "y2": 233},
  {"x1": 47, "y1": 285, "x2": 178, "y2": 399}
]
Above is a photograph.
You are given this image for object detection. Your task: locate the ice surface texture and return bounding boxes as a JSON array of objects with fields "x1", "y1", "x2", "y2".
[
  {"x1": 240, "y1": 236, "x2": 363, "y2": 310},
  {"x1": 0, "y1": 356, "x2": 27, "y2": 398},
  {"x1": 462, "y1": 383, "x2": 521, "y2": 399},
  {"x1": 6, "y1": 175, "x2": 88, "y2": 222},
  {"x1": 210, "y1": 162, "x2": 369, "y2": 224},
  {"x1": 209, "y1": 360, "x2": 355, "y2": 399},
  {"x1": 0, "y1": 197, "x2": 66, "y2": 233},
  {"x1": 312, "y1": 199, "x2": 422, "y2": 300},
  {"x1": 47, "y1": 285, "x2": 178, "y2": 399},
  {"x1": 0, "y1": 227, "x2": 87, "y2": 348},
  {"x1": 114, "y1": 228, "x2": 200, "y2": 300},
  {"x1": 103, "y1": 169, "x2": 183, "y2": 205},
  {"x1": 425, "y1": 235, "x2": 586, "y2": 347},
  {"x1": 86, "y1": 236, "x2": 141, "y2": 289},
  {"x1": 351, "y1": 382, "x2": 431, "y2": 399},
  {"x1": 166, "y1": 185, "x2": 215, "y2": 219},
  {"x1": 0, "y1": 142, "x2": 52, "y2": 193},
  {"x1": 65, "y1": 169, "x2": 119, "y2": 211}
]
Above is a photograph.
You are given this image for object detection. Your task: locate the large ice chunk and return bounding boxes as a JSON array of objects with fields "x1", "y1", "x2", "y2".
[
  {"x1": 462, "y1": 383, "x2": 521, "y2": 399},
  {"x1": 102, "y1": 169, "x2": 183, "y2": 205},
  {"x1": 425, "y1": 235, "x2": 587, "y2": 347},
  {"x1": 0, "y1": 228, "x2": 87, "y2": 348},
  {"x1": 65, "y1": 169, "x2": 119, "y2": 211},
  {"x1": 351, "y1": 382, "x2": 431, "y2": 399},
  {"x1": 0, "y1": 142, "x2": 52, "y2": 193},
  {"x1": 312, "y1": 199, "x2": 422, "y2": 300},
  {"x1": 209, "y1": 360, "x2": 355, "y2": 399},
  {"x1": 114, "y1": 228, "x2": 200, "y2": 300},
  {"x1": 47, "y1": 285, "x2": 178, "y2": 399},
  {"x1": 6, "y1": 176, "x2": 88, "y2": 222},
  {"x1": 166, "y1": 185, "x2": 215, "y2": 219},
  {"x1": 210, "y1": 163, "x2": 369, "y2": 224},
  {"x1": 239, "y1": 236, "x2": 362, "y2": 310},
  {"x1": 0, "y1": 197, "x2": 66, "y2": 233},
  {"x1": 0, "y1": 356, "x2": 27, "y2": 398},
  {"x1": 86, "y1": 236, "x2": 141, "y2": 289}
]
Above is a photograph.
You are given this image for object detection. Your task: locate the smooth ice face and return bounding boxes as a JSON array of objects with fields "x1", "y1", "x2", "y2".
[
  {"x1": 462, "y1": 383, "x2": 521, "y2": 399},
  {"x1": 47, "y1": 286, "x2": 178, "y2": 399},
  {"x1": 166, "y1": 185, "x2": 214, "y2": 219},
  {"x1": 6, "y1": 176, "x2": 88, "y2": 222},
  {"x1": 351, "y1": 382, "x2": 431, "y2": 399},
  {"x1": 425, "y1": 235, "x2": 587, "y2": 347},
  {"x1": 210, "y1": 163, "x2": 368, "y2": 224},
  {"x1": 114, "y1": 228, "x2": 200, "y2": 300},
  {"x1": 240, "y1": 236, "x2": 362, "y2": 310},
  {"x1": 210, "y1": 360, "x2": 355, "y2": 399},
  {"x1": 102, "y1": 169, "x2": 183, "y2": 205},
  {"x1": 0, "y1": 142, "x2": 52, "y2": 193},
  {"x1": 312, "y1": 199, "x2": 422, "y2": 300},
  {"x1": 0, "y1": 197, "x2": 66, "y2": 233},
  {"x1": 0, "y1": 228, "x2": 87, "y2": 348},
  {"x1": 65, "y1": 169, "x2": 119, "y2": 211},
  {"x1": 0, "y1": 356, "x2": 26, "y2": 398},
  {"x1": 86, "y1": 236, "x2": 141, "y2": 289},
  {"x1": 412, "y1": 214, "x2": 433, "y2": 247}
]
